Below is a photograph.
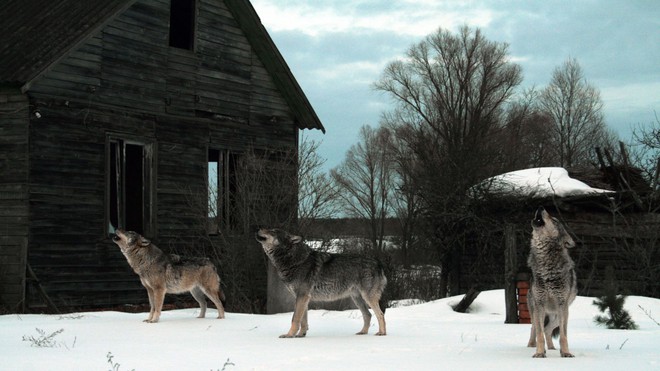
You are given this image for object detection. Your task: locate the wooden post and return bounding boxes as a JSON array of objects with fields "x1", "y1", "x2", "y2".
[{"x1": 504, "y1": 224, "x2": 518, "y2": 323}]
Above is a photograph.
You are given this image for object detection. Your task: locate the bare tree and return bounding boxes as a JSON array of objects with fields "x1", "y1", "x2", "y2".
[
  {"x1": 381, "y1": 117, "x2": 423, "y2": 268},
  {"x1": 374, "y1": 25, "x2": 523, "y2": 296},
  {"x1": 331, "y1": 125, "x2": 394, "y2": 255},
  {"x1": 297, "y1": 133, "x2": 340, "y2": 233},
  {"x1": 539, "y1": 57, "x2": 613, "y2": 167},
  {"x1": 374, "y1": 25, "x2": 522, "y2": 181},
  {"x1": 630, "y1": 112, "x2": 660, "y2": 191},
  {"x1": 500, "y1": 87, "x2": 556, "y2": 169}
]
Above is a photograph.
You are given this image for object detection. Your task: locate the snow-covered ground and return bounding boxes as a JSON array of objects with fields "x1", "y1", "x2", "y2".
[{"x1": 1, "y1": 290, "x2": 658, "y2": 370}]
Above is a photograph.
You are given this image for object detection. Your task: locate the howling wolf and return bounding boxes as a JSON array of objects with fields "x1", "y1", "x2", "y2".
[
  {"x1": 527, "y1": 207, "x2": 577, "y2": 358},
  {"x1": 112, "y1": 229, "x2": 225, "y2": 323},
  {"x1": 255, "y1": 228, "x2": 387, "y2": 337}
]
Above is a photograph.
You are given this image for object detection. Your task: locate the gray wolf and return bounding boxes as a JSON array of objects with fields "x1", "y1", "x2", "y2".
[
  {"x1": 526, "y1": 207, "x2": 577, "y2": 357},
  {"x1": 255, "y1": 228, "x2": 387, "y2": 337},
  {"x1": 112, "y1": 229, "x2": 225, "y2": 323}
]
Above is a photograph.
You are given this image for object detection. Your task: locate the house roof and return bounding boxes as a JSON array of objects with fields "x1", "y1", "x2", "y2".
[
  {"x1": 0, "y1": 0, "x2": 136, "y2": 86},
  {"x1": 0, "y1": 0, "x2": 325, "y2": 133},
  {"x1": 224, "y1": 0, "x2": 324, "y2": 133}
]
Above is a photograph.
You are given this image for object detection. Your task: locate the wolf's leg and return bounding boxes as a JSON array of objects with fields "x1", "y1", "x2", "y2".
[
  {"x1": 527, "y1": 322, "x2": 536, "y2": 347},
  {"x1": 558, "y1": 304, "x2": 574, "y2": 357},
  {"x1": 200, "y1": 279, "x2": 225, "y2": 319},
  {"x1": 297, "y1": 309, "x2": 308, "y2": 337},
  {"x1": 363, "y1": 293, "x2": 386, "y2": 336},
  {"x1": 281, "y1": 293, "x2": 311, "y2": 338},
  {"x1": 144, "y1": 285, "x2": 156, "y2": 322},
  {"x1": 191, "y1": 286, "x2": 208, "y2": 318},
  {"x1": 532, "y1": 305, "x2": 547, "y2": 358},
  {"x1": 527, "y1": 300, "x2": 536, "y2": 347},
  {"x1": 148, "y1": 287, "x2": 166, "y2": 323},
  {"x1": 351, "y1": 294, "x2": 372, "y2": 335}
]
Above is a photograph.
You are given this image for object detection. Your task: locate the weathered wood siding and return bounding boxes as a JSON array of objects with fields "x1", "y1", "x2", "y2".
[
  {"x1": 20, "y1": 0, "x2": 297, "y2": 310},
  {"x1": 0, "y1": 88, "x2": 29, "y2": 311}
]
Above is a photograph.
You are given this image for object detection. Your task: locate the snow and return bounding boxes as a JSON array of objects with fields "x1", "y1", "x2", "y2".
[
  {"x1": 480, "y1": 167, "x2": 614, "y2": 198},
  {"x1": 2, "y1": 290, "x2": 658, "y2": 370}
]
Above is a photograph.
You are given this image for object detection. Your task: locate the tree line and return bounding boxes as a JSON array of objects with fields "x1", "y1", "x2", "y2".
[
  {"x1": 298, "y1": 26, "x2": 658, "y2": 297},
  {"x1": 180, "y1": 26, "x2": 657, "y2": 311}
]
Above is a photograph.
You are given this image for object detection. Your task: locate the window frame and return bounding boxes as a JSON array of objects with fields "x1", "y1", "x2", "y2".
[
  {"x1": 168, "y1": 0, "x2": 197, "y2": 51},
  {"x1": 207, "y1": 147, "x2": 239, "y2": 234},
  {"x1": 105, "y1": 134, "x2": 156, "y2": 237}
]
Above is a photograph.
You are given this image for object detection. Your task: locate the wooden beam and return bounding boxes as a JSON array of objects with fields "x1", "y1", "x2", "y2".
[{"x1": 504, "y1": 224, "x2": 518, "y2": 323}]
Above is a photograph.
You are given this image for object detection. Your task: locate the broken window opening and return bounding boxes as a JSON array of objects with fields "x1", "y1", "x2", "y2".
[
  {"x1": 208, "y1": 148, "x2": 239, "y2": 234},
  {"x1": 169, "y1": 0, "x2": 196, "y2": 50},
  {"x1": 108, "y1": 138, "x2": 153, "y2": 236}
]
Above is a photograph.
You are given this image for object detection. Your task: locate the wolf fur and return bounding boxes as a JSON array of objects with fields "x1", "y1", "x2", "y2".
[
  {"x1": 255, "y1": 228, "x2": 387, "y2": 337},
  {"x1": 526, "y1": 207, "x2": 577, "y2": 358},
  {"x1": 112, "y1": 229, "x2": 225, "y2": 323}
]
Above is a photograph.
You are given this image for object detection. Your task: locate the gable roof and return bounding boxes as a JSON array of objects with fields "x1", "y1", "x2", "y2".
[
  {"x1": 0, "y1": 0, "x2": 325, "y2": 133},
  {"x1": 223, "y1": 0, "x2": 324, "y2": 133}
]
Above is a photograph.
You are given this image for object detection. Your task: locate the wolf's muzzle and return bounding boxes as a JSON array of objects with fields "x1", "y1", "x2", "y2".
[{"x1": 532, "y1": 207, "x2": 545, "y2": 227}]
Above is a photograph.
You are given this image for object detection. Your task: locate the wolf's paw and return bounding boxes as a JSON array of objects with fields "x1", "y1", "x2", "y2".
[
  {"x1": 375, "y1": 331, "x2": 386, "y2": 336},
  {"x1": 279, "y1": 334, "x2": 295, "y2": 338},
  {"x1": 532, "y1": 352, "x2": 546, "y2": 358},
  {"x1": 355, "y1": 331, "x2": 368, "y2": 335},
  {"x1": 216, "y1": 314, "x2": 225, "y2": 319},
  {"x1": 144, "y1": 319, "x2": 158, "y2": 323},
  {"x1": 561, "y1": 352, "x2": 574, "y2": 358}
]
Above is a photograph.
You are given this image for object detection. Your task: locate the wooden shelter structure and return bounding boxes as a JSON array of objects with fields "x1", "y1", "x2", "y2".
[{"x1": 453, "y1": 163, "x2": 660, "y2": 322}]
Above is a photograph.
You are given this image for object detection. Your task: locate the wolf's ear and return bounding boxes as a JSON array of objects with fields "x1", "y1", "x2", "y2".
[
  {"x1": 139, "y1": 237, "x2": 151, "y2": 247},
  {"x1": 290, "y1": 235, "x2": 303, "y2": 244}
]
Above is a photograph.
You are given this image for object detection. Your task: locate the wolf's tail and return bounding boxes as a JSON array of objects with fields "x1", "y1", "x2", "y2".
[
  {"x1": 379, "y1": 294, "x2": 387, "y2": 314},
  {"x1": 210, "y1": 263, "x2": 227, "y2": 306},
  {"x1": 544, "y1": 314, "x2": 560, "y2": 338},
  {"x1": 378, "y1": 258, "x2": 390, "y2": 314}
]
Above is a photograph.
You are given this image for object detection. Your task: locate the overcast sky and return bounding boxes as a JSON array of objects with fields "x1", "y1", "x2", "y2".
[{"x1": 251, "y1": 0, "x2": 660, "y2": 171}]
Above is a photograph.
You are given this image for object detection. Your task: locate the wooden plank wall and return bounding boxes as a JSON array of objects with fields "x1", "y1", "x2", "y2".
[
  {"x1": 0, "y1": 88, "x2": 29, "y2": 311},
  {"x1": 20, "y1": 0, "x2": 298, "y2": 311}
]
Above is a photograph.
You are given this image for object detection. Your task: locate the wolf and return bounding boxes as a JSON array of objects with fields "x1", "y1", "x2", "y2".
[
  {"x1": 112, "y1": 229, "x2": 225, "y2": 323},
  {"x1": 526, "y1": 207, "x2": 577, "y2": 358},
  {"x1": 255, "y1": 228, "x2": 387, "y2": 338}
]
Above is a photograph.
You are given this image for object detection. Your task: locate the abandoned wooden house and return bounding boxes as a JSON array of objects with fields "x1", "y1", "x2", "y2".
[{"x1": 0, "y1": 0, "x2": 324, "y2": 313}]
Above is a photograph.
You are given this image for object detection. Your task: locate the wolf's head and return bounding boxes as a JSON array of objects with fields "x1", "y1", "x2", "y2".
[
  {"x1": 531, "y1": 207, "x2": 575, "y2": 249},
  {"x1": 111, "y1": 229, "x2": 151, "y2": 253},
  {"x1": 255, "y1": 228, "x2": 303, "y2": 253}
]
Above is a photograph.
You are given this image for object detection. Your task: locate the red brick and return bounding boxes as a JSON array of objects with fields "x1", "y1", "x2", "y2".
[
  {"x1": 517, "y1": 288, "x2": 528, "y2": 296},
  {"x1": 517, "y1": 281, "x2": 530, "y2": 289}
]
